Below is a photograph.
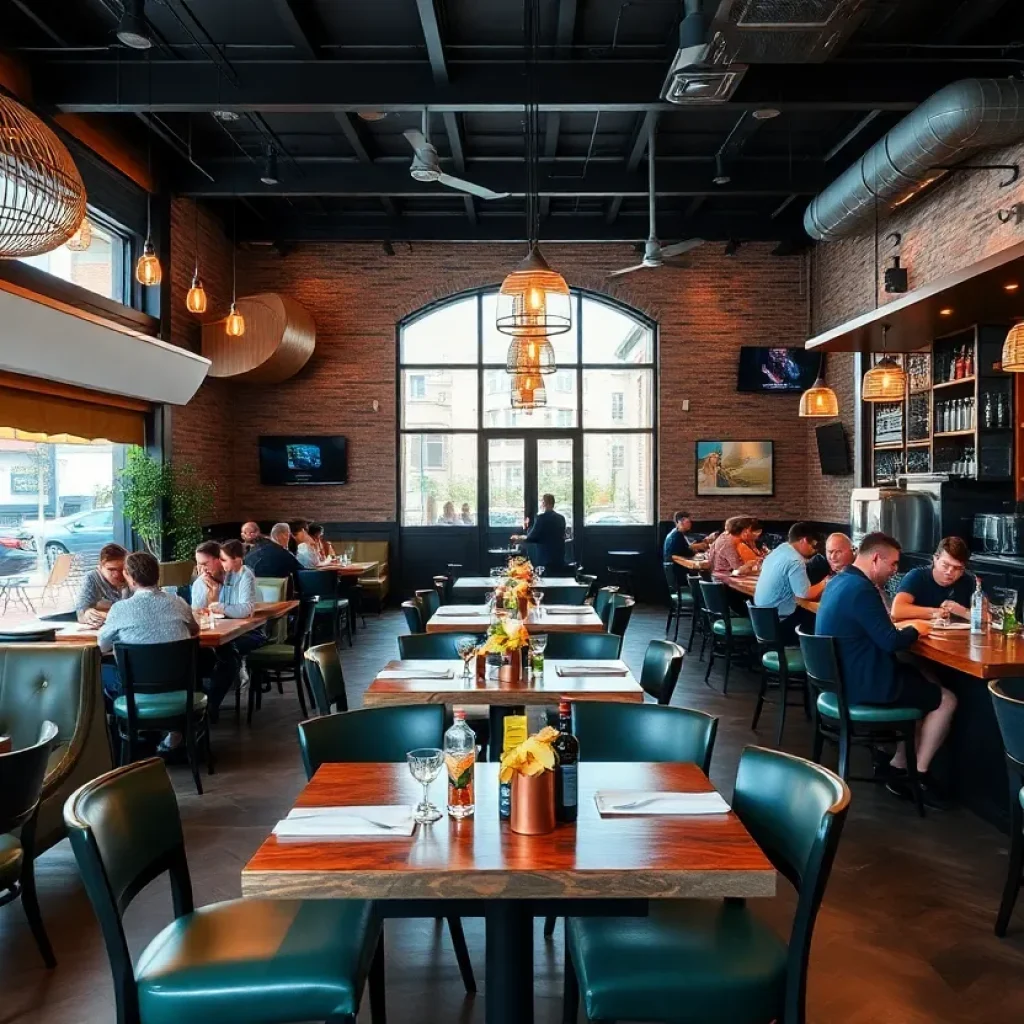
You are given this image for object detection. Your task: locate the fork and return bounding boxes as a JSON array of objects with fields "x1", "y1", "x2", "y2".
[{"x1": 607, "y1": 796, "x2": 665, "y2": 811}]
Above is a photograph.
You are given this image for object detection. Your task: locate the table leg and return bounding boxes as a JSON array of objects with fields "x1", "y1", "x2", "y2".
[{"x1": 485, "y1": 901, "x2": 534, "y2": 1024}]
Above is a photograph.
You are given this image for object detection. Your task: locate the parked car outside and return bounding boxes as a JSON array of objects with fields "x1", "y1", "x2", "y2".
[
  {"x1": 17, "y1": 507, "x2": 115, "y2": 569},
  {"x1": 584, "y1": 512, "x2": 645, "y2": 526},
  {"x1": 0, "y1": 533, "x2": 36, "y2": 578}
]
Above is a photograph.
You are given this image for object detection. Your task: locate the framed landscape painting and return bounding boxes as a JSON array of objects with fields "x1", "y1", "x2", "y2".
[{"x1": 695, "y1": 440, "x2": 774, "y2": 497}]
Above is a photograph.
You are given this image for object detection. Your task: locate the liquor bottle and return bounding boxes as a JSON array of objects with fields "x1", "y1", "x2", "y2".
[
  {"x1": 998, "y1": 392, "x2": 1008, "y2": 429},
  {"x1": 984, "y1": 392, "x2": 994, "y2": 429},
  {"x1": 970, "y1": 576, "x2": 986, "y2": 635},
  {"x1": 948, "y1": 350, "x2": 956, "y2": 382},
  {"x1": 553, "y1": 698, "x2": 579, "y2": 823},
  {"x1": 444, "y1": 709, "x2": 476, "y2": 818},
  {"x1": 498, "y1": 707, "x2": 528, "y2": 820},
  {"x1": 967, "y1": 346, "x2": 975, "y2": 376}
]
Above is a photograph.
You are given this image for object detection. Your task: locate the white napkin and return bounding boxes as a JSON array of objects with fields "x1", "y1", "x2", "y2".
[
  {"x1": 594, "y1": 791, "x2": 731, "y2": 816},
  {"x1": 435, "y1": 606, "x2": 485, "y2": 616},
  {"x1": 556, "y1": 664, "x2": 628, "y2": 676},
  {"x1": 543, "y1": 606, "x2": 587, "y2": 615},
  {"x1": 929, "y1": 622, "x2": 970, "y2": 631},
  {"x1": 377, "y1": 668, "x2": 454, "y2": 680},
  {"x1": 273, "y1": 805, "x2": 416, "y2": 839}
]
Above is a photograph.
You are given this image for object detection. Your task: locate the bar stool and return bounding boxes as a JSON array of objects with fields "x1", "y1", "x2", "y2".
[{"x1": 606, "y1": 549, "x2": 640, "y2": 595}]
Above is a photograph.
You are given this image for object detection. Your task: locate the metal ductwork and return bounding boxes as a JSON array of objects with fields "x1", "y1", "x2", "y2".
[{"x1": 804, "y1": 78, "x2": 1024, "y2": 242}]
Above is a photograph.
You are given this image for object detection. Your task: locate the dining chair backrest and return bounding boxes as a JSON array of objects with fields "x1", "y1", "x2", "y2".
[
  {"x1": 541, "y1": 586, "x2": 587, "y2": 605},
  {"x1": 303, "y1": 643, "x2": 349, "y2": 715},
  {"x1": 0, "y1": 720, "x2": 58, "y2": 833},
  {"x1": 593, "y1": 586, "x2": 619, "y2": 626},
  {"x1": 433, "y1": 575, "x2": 449, "y2": 606},
  {"x1": 989, "y1": 678, "x2": 1024, "y2": 770},
  {"x1": 698, "y1": 579, "x2": 730, "y2": 621},
  {"x1": 577, "y1": 574, "x2": 599, "y2": 603},
  {"x1": 746, "y1": 602, "x2": 783, "y2": 647},
  {"x1": 732, "y1": 745, "x2": 850, "y2": 1023},
  {"x1": 113, "y1": 638, "x2": 201, "y2": 736},
  {"x1": 662, "y1": 561, "x2": 682, "y2": 599},
  {"x1": 638, "y1": 639, "x2": 685, "y2": 704},
  {"x1": 65, "y1": 758, "x2": 195, "y2": 1021},
  {"x1": 687, "y1": 574, "x2": 705, "y2": 613},
  {"x1": 44, "y1": 553, "x2": 74, "y2": 590},
  {"x1": 289, "y1": 596, "x2": 319, "y2": 654},
  {"x1": 296, "y1": 569, "x2": 336, "y2": 602},
  {"x1": 401, "y1": 600, "x2": 424, "y2": 633},
  {"x1": 572, "y1": 704, "x2": 717, "y2": 773},
  {"x1": 297, "y1": 705, "x2": 446, "y2": 778},
  {"x1": 796, "y1": 629, "x2": 845, "y2": 707},
  {"x1": 538, "y1": 632, "x2": 622, "y2": 660},
  {"x1": 397, "y1": 632, "x2": 481, "y2": 660},
  {"x1": 608, "y1": 596, "x2": 635, "y2": 638},
  {"x1": 255, "y1": 576, "x2": 290, "y2": 642},
  {"x1": 415, "y1": 588, "x2": 441, "y2": 621}
]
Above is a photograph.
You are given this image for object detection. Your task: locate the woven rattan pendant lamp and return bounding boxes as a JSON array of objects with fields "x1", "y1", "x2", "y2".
[
  {"x1": 862, "y1": 326, "x2": 906, "y2": 402},
  {"x1": 1001, "y1": 320, "x2": 1024, "y2": 372},
  {"x1": 496, "y1": 0, "x2": 570, "y2": 343},
  {"x1": 799, "y1": 354, "x2": 839, "y2": 417},
  {"x1": 0, "y1": 94, "x2": 86, "y2": 257},
  {"x1": 510, "y1": 370, "x2": 547, "y2": 410}
]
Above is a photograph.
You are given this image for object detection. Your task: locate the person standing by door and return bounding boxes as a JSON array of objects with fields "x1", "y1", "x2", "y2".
[{"x1": 513, "y1": 493, "x2": 567, "y2": 572}]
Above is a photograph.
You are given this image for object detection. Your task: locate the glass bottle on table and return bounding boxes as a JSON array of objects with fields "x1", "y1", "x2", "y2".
[
  {"x1": 498, "y1": 706, "x2": 527, "y2": 820},
  {"x1": 553, "y1": 698, "x2": 579, "y2": 823},
  {"x1": 444, "y1": 709, "x2": 476, "y2": 819}
]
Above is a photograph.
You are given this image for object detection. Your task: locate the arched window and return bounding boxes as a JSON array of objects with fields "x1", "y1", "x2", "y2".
[{"x1": 399, "y1": 288, "x2": 655, "y2": 531}]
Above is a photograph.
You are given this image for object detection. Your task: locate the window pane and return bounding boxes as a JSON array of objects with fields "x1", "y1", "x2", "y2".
[
  {"x1": 584, "y1": 434, "x2": 653, "y2": 525},
  {"x1": 402, "y1": 295, "x2": 478, "y2": 363},
  {"x1": 401, "y1": 435, "x2": 478, "y2": 526},
  {"x1": 402, "y1": 370, "x2": 478, "y2": 429},
  {"x1": 488, "y1": 438, "x2": 524, "y2": 527},
  {"x1": 18, "y1": 218, "x2": 120, "y2": 301},
  {"x1": 482, "y1": 291, "x2": 577, "y2": 365},
  {"x1": 582, "y1": 369, "x2": 653, "y2": 428},
  {"x1": 538, "y1": 438, "x2": 574, "y2": 527},
  {"x1": 483, "y1": 369, "x2": 577, "y2": 429},
  {"x1": 581, "y1": 297, "x2": 653, "y2": 364}
]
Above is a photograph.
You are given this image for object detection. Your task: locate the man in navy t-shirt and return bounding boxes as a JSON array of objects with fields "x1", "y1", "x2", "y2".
[
  {"x1": 892, "y1": 536, "x2": 976, "y2": 622},
  {"x1": 663, "y1": 511, "x2": 718, "y2": 584}
]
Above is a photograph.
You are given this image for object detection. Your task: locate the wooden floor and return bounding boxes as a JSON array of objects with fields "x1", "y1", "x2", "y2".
[{"x1": 3, "y1": 605, "x2": 1024, "y2": 1023}]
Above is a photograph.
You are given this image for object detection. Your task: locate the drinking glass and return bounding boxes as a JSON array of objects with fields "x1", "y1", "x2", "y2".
[
  {"x1": 407, "y1": 747, "x2": 444, "y2": 823},
  {"x1": 455, "y1": 637, "x2": 477, "y2": 679},
  {"x1": 529, "y1": 634, "x2": 548, "y2": 674},
  {"x1": 490, "y1": 566, "x2": 504, "y2": 578},
  {"x1": 535, "y1": 566, "x2": 545, "y2": 578},
  {"x1": 533, "y1": 591, "x2": 545, "y2": 617}
]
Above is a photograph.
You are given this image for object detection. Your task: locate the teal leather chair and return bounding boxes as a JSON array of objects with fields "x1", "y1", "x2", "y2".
[
  {"x1": 1, "y1": 720, "x2": 59, "y2": 967},
  {"x1": 303, "y1": 643, "x2": 349, "y2": 715},
  {"x1": 639, "y1": 639, "x2": 685, "y2": 705},
  {"x1": 401, "y1": 600, "x2": 424, "y2": 633},
  {"x1": 415, "y1": 588, "x2": 440, "y2": 622},
  {"x1": 297, "y1": 570, "x2": 352, "y2": 649},
  {"x1": 247, "y1": 597, "x2": 318, "y2": 721},
  {"x1": 747, "y1": 602, "x2": 809, "y2": 748},
  {"x1": 798, "y1": 629, "x2": 925, "y2": 817},
  {"x1": 989, "y1": 678, "x2": 1024, "y2": 936},
  {"x1": 564, "y1": 746, "x2": 851, "y2": 1024},
  {"x1": 539, "y1": 632, "x2": 622, "y2": 660},
  {"x1": 608, "y1": 596, "x2": 636, "y2": 639},
  {"x1": 0, "y1": 643, "x2": 112, "y2": 854},
  {"x1": 65, "y1": 758, "x2": 385, "y2": 1024},
  {"x1": 699, "y1": 580, "x2": 755, "y2": 694},
  {"x1": 663, "y1": 562, "x2": 694, "y2": 642},
  {"x1": 593, "y1": 587, "x2": 619, "y2": 628},
  {"x1": 397, "y1": 632, "x2": 481, "y2": 660},
  {"x1": 296, "y1": 705, "x2": 476, "y2": 994}
]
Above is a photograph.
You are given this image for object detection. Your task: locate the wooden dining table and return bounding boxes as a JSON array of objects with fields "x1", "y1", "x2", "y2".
[
  {"x1": 312, "y1": 560, "x2": 378, "y2": 578},
  {"x1": 49, "y1": 599, "x2": 298, "y2": 649},
  {"x1": 242, "y1": 760, "x2": 776, "y2": 1024},
  {"x1": 452, "y1": 576, "x2": 588, "y2": 596},
  {"x1": 426, "y1": 604, "x2": 605, "y2": 634}
]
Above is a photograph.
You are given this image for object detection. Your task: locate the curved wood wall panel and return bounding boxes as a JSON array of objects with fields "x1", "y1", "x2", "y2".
[{"x1": 202, "y1": 292, "x2": 315, "y2": 382}]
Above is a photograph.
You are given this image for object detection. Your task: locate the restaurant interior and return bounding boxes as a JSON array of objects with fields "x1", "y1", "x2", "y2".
[{"x1": 3, "y1": 1, "x2": 1024, "y2": 1022}]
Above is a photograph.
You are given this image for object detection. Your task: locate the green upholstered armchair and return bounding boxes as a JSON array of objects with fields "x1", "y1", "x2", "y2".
[{"x1": 0, "y1": 644, "x2": 112, "y2": 854}]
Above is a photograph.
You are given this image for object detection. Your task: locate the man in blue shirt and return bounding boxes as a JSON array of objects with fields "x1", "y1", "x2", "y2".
[
  {"x1": 663, "y1": 511, "x2": 718, "y2": 585},
  {"x1": 815, "y1": 532, "x2": 955, "y2": 809},
  {"x1": 753, "y1": 522, "x2": 828, "y2": 643},
  {"x1": 892, "y1": 536, "x2": 976, "y2": 622}
]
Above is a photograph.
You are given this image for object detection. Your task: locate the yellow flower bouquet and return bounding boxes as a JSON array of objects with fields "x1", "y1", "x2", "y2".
[
  {"x1": 481, "y1": 617, "x2": 530, "y2": 655},
  {"x1": 506, "y1": 556, "x2": 535, "y2": 582},
  {"x1": 499, "y1": 725, "x2": 559, "y2": 782}
]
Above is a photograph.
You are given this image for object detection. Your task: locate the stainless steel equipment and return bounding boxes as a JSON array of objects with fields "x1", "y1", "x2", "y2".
[
  {"x1": 850, "y1": 486, "x2": 938, "y2": 553},
  {"x1": 973, "y1": 513, "x2": 1024, "y2": 555}
]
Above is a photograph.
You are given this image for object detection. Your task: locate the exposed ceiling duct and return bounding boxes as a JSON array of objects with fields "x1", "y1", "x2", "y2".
[{"x1": 804, "y1": 78, "x2": 1024, "y2": 242}]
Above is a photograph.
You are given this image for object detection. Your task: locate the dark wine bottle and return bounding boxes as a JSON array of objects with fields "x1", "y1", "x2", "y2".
[{"x1": 553, "y1": 698, "x2": 579, "y2": 823}]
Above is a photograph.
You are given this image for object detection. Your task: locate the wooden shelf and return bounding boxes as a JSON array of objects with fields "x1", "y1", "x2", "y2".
[
  {"x1": 906, "y1": 439, "x2": 931, "y2": 447},
  {"x1": 909, "y1": 386, "x2": 932, "y2": 395},
  {"x1": 933, "y1": 377, "x2": 976, "y2": 390},
  {"x1": 873, "y1": 441, "x2": 905, "y2": 450},
  {"x1": 933, "y1": 429, "x2": 975, "y2": 438}
]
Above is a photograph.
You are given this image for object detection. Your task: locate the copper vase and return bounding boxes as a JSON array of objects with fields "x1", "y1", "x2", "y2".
[
  {"x1": 518, "y1": 595, "x2": 529, "y2": 619},
  {"x1": 510, "y1": 770, "x2": 556, "y2": 835},
  {"x1": 498, "y1": 652, "x2": 522, "y2": 683}
]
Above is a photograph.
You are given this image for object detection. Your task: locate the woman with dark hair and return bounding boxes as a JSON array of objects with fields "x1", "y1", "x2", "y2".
[{"x1": 307, "y1": 523, "x2": 334, "y2": 562}]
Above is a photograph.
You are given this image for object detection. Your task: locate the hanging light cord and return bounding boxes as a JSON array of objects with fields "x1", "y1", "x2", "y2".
[
  {"x1": 193, "y1": 198, "x2": 200, "y2": 276},
  {"x1": 523, "y1": 0, "x2": 540, "y2": 249},
  {"x1": 232, "y1": 199, "x2": 237, "y2": 303}
]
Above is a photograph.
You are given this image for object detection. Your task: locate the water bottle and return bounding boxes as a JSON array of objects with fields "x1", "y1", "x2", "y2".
[
  {"x1": 444, "y1": 709, "x2": 476, "y2": 818},
  {"x1": 970, "y1": 576, "x2": 986, "y2": 636}
]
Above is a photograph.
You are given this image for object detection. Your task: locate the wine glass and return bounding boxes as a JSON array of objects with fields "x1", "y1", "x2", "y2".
[
  {"x1": 455, "y1": 637, "x2": 477, "y2": 679},
  {"x1": 535, "y1": 565, "x2": 546, "y2": 578},
  {"x1": 407, "y1": 747, "x2": 444, "y2": 823},
  {"x1": 533, "y1": 590, "x2": 545, "y2": 617}
]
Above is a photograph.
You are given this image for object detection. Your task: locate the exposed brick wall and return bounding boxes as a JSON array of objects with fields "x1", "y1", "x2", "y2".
[
  {"x1": 806, "y1": 140, "x2": 1024, "y2": 522},
  {"x1": 167, "y1": 197, "x2": 235, "y2": 521},
  {"x1": 204, "y1": 241, "x2": 813, "y2": 523}
]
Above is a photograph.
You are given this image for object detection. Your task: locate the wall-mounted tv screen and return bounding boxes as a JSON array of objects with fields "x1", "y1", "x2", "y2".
[
  {"x1": 815, "y1": 422, "x2": 850, "y2": 476},
  {"x1": 737, "y1": 346, "x2": 819, "y2": 394},
  {"x1": 259, "y1": 436, "x2": 348, "y2": 486}
]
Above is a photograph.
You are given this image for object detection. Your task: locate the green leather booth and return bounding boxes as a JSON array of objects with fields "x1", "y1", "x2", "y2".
[
  {"x1": 0, "y1": 643, "x2": 112, "y2": 854},
  {"x1": 330, "y1": 539, "x2": 390, "y2": 609}
]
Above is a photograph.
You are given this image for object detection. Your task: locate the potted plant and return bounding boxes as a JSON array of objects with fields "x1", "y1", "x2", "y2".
[
  {"x1": 499, "y1": 726, "x2": 559, "y2": 834},
  {"x1": 480, "y1": 617, "x2": 530, "y2": 683}
]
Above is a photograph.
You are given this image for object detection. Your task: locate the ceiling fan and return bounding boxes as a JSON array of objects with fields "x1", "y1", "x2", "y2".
[
  {"x1": 403, "y1": 110, "x2": 510, "y2": 201},
  {"x1": 607, "y1": 120, "x2": 704, "y2": 277}
]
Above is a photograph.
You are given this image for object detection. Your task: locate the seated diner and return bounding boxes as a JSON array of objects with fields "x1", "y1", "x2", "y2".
[
  {"x1": 753, "y1": 521, "x2": 827, "y2": 642},
  {"x1": 75, "y1": 543, "x2": 128, "y2": 627}
]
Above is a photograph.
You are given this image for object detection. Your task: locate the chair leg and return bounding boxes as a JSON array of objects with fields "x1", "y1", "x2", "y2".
[
  {"x1": 811, "y1": 717, "x2": 825, "y2": 765},
  {"x1": 704, "y1": 644, "x2": 715, "y2": 684},
  {"x1": 751, "y1": 670, "x2": 768, "y2": 732},
  {"x1": 996, "y1": 798, "x2": 1024, "y2": 936},
  {"x1": 544, "y1": 915, "x2": 557, "y2": 938},
  {"x1": 673, "y1": 609, "x2": 681, "y2": 643},
  {"x1": 837, "y1": 723, "x2": 851, "y2": 781},
  {"x1": 185, "y1": 727, "x2": 203, "y2": 796},
  {"x1": 204, "y1": 723, "x2": 216, "y2": 776},
  {"x1": 664, "y1": 607, "x2": 673, "y2": 635},
  {"x1": 446, "y1": 916, "x2": 476, "y2": 993},
  {"x1": 563, "y1": 936, "x2": 580, "y2": 1024},
  {"x1": 687, "y1": 612, "x2": 698, "y2": 654},
  {"x1": 903, "y1": 726, "x2": 925, "y2": 819},
  {"x1": 19, "y1": 844, "x2": 56, "y2": 968},
  {"x1": 775, "y1": 669, "x2": 789, "y2": 749},
  {"x1": 368, "y1": 932, "x2": 387, "y2": 1024},
  {"x1": 722, "y1": 646, "x2": 732, "y2": 696},
  {"x1": 247, "y1": 672, "x2": 259, "y2": 725},
  {"x1": 294, "y1": 665, "x2": 309, "y2": 719}
]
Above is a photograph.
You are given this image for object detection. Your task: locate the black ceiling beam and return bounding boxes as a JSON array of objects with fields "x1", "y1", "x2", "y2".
[
  {"x1": 937, "y1": 0, "x2": 1013, "y2": 43},
  {"x1": 540, "y1": 113, "x2": 560, "y2": 219},
  {"x1": 717, "y1": 112, "x2": 763, "y2": 160},
  {"x1": 9, "y1": 0, "x2": 69, "y2": 45},
  {"x1": 824, "y1": 109, "x2": 881, "y2": 162},
  {"x1": 269, "y1": 0, "x2": 320, "y2": 59},
  {"x1": 176, "y1": 159, "x2": 826, "y2": 198},
  {"x1": 40, "y1": 59, "x2": 976, "y2": 114},
  {"x1": 557, "y1": 0, "x2": 578, "y2": 57},
  {"x1": 606, "y1": 111, "x2": 657, "y2": 225},
  {"x1": 238, "y1": 212, "x2": 805, "y2": 246}
]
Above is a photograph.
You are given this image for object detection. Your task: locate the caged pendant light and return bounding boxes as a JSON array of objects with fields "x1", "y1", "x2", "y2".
[
  {"x1": 1001, "y1": 321, "x2": 1024, "y2": 372},
  {"x1": 65, "y1": 216, "x2": 92, "y2": 251},
  {"x1": 496, "y1": 0, "x2": 570, "y2": 342},
  {"x1": 799, "y1": 354, "x2": 839, "y2": 418},
  {"x1": 0, "y1": 93, "x2": 87, "y2": 257},
  {"x1": 185, "y1": 199, "x2": 207, "y2": 314},
  {"x1": 510, "y1": 371, "x2": 547, "y2": 411},
  {"x1": 224, "y1": 200, "x2": 245, "y2": 337},
  {"x1": 862, "y1": 326, "x2": 906, "y2": 402}
]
